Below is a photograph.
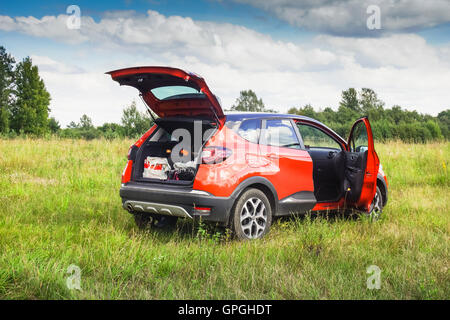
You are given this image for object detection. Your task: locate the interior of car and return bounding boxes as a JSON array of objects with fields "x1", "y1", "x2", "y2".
[
  {"x1": 296, "y1": 122, "x2": 368, "y2": 203},
  {"x1": 132, "y1": 117, "x2": 216, "y2": 184}
]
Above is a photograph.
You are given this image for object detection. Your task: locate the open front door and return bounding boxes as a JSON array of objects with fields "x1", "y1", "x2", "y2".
[{"x1": 346, "y1": 117, "x2": 379, "y2": 211}]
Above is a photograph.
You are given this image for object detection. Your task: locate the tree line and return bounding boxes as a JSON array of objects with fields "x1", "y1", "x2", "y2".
[
  {"x1": 59, "y1": 101, "x2": 153, "y2": 140},
  {"x1": 1, "y1": 45, "x2": 448, "y2": 142},
  {"x1": 287, "y1": 88, "x2": 449, "y2": 143}
]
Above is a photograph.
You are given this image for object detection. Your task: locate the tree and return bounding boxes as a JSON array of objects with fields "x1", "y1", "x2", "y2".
[
  {"x1": 386, "y1": 105, "x2": 404, "y2": 124},
  {"x1": 59, "y1": 114, "x2": 99, "y2": 139},
  {"x1": 336, "y1": 88, "x2": 361, "y2": 124},
  {"x1": 121, "y1": 101, "x2": 152, "y2": 138},
  {"x1": 98, "y1": 122, "x2": 123, "y2": 134},
  {"x1": 76, "y1": 114, "x2": 99, "y2": 140},
  {"x1": 437, "y1": 109, "x2": 449, "y2": 139},
  {"x1": 0, "y1": 46, "x2": 15, "y2": 133},
  {"x1": 48, "y1": 117, "x2": 61, "y2": 133},
  {"x1": 67, "y1": 121, "x2": 79, "y2": 129},
  {"x1": 320, "y1": 107, "x2": 337, "y2": 124},
  {"x1": 288, "y1": 104, "x2": 317, "y2": 118},
  {"x1": 79, "y1": 114, "x2": 94, "y2": 129},
  {"x1": 9, "y1": 57, "x2": 51, "y2": 135},
  {"x1": 359, "y1": 88, "x2": 384, "y2": 120},
  {"x1": 98, "y1": 122, "x2": 124, "y2": 139},
  {"x1": 339, "y1": 88, "x2": 360, "y2": 113},
  {"x1": 230, "y1": 90, "x2": 275, "y2": 113}
]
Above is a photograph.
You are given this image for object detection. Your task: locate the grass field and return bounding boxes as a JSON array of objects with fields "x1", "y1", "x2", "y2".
[{"x1": 0, "y1": 138, "x2": 448, "y2": 299}]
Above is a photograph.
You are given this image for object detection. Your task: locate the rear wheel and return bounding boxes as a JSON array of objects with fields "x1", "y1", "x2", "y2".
[
  {"x1": 231, "y1": 189, "x2": 272, "y2": 240},
  {"x1": 367, "y1": 186, "x2": 383, "y2": 221},
  {"x1": 133, "y1": 213, "x2": 178, "y2": 230}
]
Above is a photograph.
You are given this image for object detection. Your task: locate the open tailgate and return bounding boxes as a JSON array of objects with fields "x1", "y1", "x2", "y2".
[{"x1": 107, "y1": 66, "x2": 224, "y2": 120}]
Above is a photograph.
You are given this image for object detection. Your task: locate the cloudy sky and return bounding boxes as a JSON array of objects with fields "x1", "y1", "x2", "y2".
[{"x1": 1, "y1": 0, "x2": 449, "y2": 126}]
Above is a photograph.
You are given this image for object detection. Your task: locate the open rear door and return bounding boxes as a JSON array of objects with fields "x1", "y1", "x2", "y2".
[{"x1": 346, "y1": 117, "x2": 380, "y2": 211}]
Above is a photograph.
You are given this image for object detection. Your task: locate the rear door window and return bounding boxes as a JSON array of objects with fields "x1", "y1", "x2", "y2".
[
  {"x1": 237, "y1": 119, "x2": 261, "y2": 144},
  {"x1": 261, "y1": 119, "x2": 301, "y2": 149}
]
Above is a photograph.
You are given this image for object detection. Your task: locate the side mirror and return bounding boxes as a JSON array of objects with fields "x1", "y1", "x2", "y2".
[{"x1": 356, "y1": 146, "x2": 368, "y2": 153}]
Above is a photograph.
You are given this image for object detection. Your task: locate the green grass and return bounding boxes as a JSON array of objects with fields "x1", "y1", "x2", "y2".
[{"x1": 0, "y1": 138, "x2": 448, "y2": 299}]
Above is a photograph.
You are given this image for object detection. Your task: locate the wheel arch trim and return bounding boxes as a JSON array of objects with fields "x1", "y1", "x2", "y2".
[
  {"x1": 376, "y1": 173, "x2": 388, "y2": 206},
  {"x1": 230, "y1": 176, "x2": 279, "y2": 214}
]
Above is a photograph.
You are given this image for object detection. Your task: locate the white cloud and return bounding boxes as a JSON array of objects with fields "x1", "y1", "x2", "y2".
[
  {"x1": 316, "y1": 33, "x2": 449, "y2": 69},
  {"x1": 230, "y1": 0, "x2": 450, "y2": 36},
  {"x1": 0, "y1": 11, "x2": 336, "y2": 72},
  {"x1": 0, "y1": 15, "x2": 89, "y2": 44},
  {"x1": 30, "y1": 55, "x2": 82, "y2": 74},
  {"x1": 28, "y1": 56, "x2": 138, "y2": 127},
  {"x1": 1, "y1": 10, "x2": 449, "y2": 126},
  {"x1": 0, "y1": 15, "x2": 16, "y2": 31}
]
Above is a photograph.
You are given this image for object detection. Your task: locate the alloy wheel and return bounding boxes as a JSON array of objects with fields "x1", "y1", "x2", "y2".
[
  {"x1": 369, "y1": 189, "x2": 382, "y2": 221},
  {"x1": 240, "y1": 197, "x2": 267, "y2": 239}
]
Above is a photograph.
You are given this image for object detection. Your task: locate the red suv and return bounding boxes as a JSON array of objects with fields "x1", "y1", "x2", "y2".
[{"x1": 108, "y1": 66, "x2": 388, "y2": 240}]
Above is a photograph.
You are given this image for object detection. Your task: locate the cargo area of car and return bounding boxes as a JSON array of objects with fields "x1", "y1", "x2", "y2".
[{"x1": 132, "y1": 117, "x2": 217, "y2": 185}]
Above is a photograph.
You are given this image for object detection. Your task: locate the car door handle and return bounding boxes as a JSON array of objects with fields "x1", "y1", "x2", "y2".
[{"x1": 267, "y1": 153, "x2": 277, "y2": 158}]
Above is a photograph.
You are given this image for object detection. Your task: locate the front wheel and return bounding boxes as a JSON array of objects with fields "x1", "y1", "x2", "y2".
[
  {"x1": 230, "y1": 188, "x2": 272, "y2": 240},
  {"x1": 367, "y1": 186, "x2": 383, "y2": 221}
]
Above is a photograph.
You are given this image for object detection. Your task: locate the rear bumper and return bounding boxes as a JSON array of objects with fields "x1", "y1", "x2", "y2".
[{"x1": 120, "y1": 182, "x2": 234, "y2": 224}]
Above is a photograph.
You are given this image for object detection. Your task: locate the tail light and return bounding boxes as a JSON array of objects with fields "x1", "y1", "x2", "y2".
[
  {"x1": 122, "y1": 160, "x2": 133, "y2": 184},
  {"x1": 127, "y1": 145, "x2": 138, "y2": 161},
  {"x1": 201, "y1": 146, "x2": 232, "y2": 164}
]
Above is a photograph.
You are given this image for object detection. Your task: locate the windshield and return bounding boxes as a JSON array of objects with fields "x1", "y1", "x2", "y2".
[{"x1": 151, "y1": 86, "x2": 205, "y2": 100}]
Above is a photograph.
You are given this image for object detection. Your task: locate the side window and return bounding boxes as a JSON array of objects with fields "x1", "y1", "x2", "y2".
[
  {"x1": 150, "y1": 127, "x2": 170, "y2": 142},
  {"x1": 296, "y1": 123, "x2": 342, "y2": 150},
  {"x1": 237, "y1": 119, "x2": 261, "y2": 144},
  {"x1": 262, "y1": 119, "x2": 301, "y2": 149},
  {"x1": 225, "y1": 120, "x2": 241, "y2": 131},
  {"x1": 350, "y1": 121, "x2": 368, "y2": 153}
]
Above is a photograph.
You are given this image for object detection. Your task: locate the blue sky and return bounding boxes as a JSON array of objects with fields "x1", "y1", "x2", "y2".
[
  {"x1": 1, "y1": 0, "x2": 449, "y2": 125},
  {"x1": 2, "y1": 0, "x2": 449, "y2": 43},
  {"x1": 0, "y1": 0, "x2": 312, "y2": 41}
]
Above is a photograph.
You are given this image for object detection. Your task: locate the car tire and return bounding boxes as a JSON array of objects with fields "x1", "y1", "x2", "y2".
[
  {"x1": 231, "y1": 188, "x2": 272, "y2": 240},
  {"x1": 367, "y1": 186, "x2": 383, "y2": 221}
]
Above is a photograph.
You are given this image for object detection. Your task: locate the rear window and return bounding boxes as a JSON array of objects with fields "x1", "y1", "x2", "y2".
[{"x1": 151, "y1": 86, "x2": 205, "y2": 100}]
